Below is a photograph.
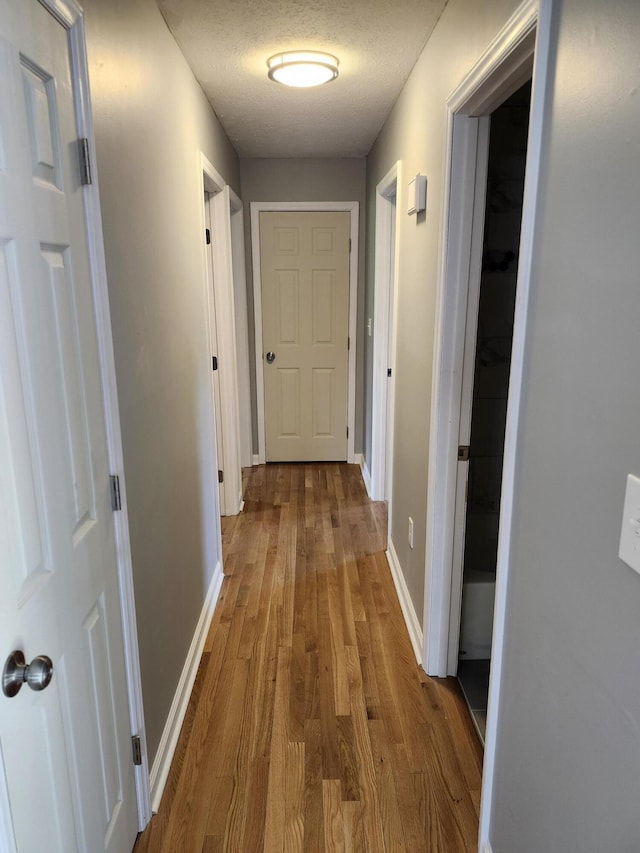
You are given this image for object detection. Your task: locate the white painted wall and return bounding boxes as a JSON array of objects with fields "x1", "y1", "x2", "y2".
[
  {"x1": 83, "y1": 0, "x2": 239, "y2": 763},
  {"x1": 489, "y1": 0, "x2": 640, "y2": 847}
]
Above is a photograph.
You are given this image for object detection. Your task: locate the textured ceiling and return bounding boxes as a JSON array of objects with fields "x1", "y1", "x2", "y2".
[{"x1": 156, "y1": 0, "x2": 448, "y2": 158}]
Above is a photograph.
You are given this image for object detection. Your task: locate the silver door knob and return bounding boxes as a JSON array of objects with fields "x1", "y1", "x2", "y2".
[
  {"x1": 265, "y1": 351, "x2": 276, "y2": 364},
  {"x1": 3, "y1": 650, "x2": 54, "y2": 698}
]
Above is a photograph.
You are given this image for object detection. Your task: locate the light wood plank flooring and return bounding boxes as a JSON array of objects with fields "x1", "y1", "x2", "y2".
[{"x1": 134, "y1": 463, "x2": 482, "y2": 852}]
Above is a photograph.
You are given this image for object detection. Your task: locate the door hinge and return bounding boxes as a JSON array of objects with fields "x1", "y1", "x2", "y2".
[
  {"x1": 347, "y1": 336, "x2": 350, "y2": 351},
  {"x1": 212, "y1": 355, "x2": 218, "y2": 371},
  {"x1": 109, "y1": 475, "x2": 122, "y2": 511},
  {"x1": 131, "y1": 735, "x2": 142, "y2": 766},
  {"x1": 205, "y1": 228, "x2": 211, "y2": 245},
  {"x1": 78, "y1": 138, "x2": 92, "y2": 186},
  {"x1": 218, "y1": 469, "x2": 224, "y2": 483},
  {"x1": 349, "y1": 238, "x2": 352, "y2": 253},
  {"x1": 458, "y1": 445, "x2": 470, "y2": 461},
  {"x1": 346, "y1": 426, "x2": 349, "y2": 439},
  {"x1": 387, "y1": 368, "x2": 392, "y2": 378}
]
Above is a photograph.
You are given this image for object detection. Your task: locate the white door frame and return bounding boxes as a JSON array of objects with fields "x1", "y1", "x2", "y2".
[
  {"x1": 2, "y1": 0, "x2": 152, "y2": 834},
  {"x1": 445, "y1": 115, "x2": 491, "y2": 675},
  {"x1": 250, "y1": 201, "x2": 359, "y2": 464},
  {"x1": 418, "y1": 0, "x2": 553, "y2": 846},
  {"x1": 369, "y1": 162, "x2": 402, "y2": 504},
  {"x1": 229, "y1": 190, "x2": 252, "y2": 470},
  {"x1": 200, "y1": 155, "x2": 243, "y2": 515}
]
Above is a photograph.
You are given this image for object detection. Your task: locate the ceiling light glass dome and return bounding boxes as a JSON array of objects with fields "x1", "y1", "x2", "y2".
[{"x1": 267, "y1": 51, "x2": 339, "y2": 88}]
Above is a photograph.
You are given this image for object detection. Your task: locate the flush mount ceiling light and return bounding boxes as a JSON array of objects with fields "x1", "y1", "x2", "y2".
[{"x1": 267, "y1": 51, "x2": 339, "y2": 88}]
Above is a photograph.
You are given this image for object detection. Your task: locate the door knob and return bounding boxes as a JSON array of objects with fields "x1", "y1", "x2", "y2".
[
  {"x1": 3, "y1": 650, "x2": 54, "y2": 698},
  {"x1": 265, "y1": 351, "x2": 276, "y2": 364}
]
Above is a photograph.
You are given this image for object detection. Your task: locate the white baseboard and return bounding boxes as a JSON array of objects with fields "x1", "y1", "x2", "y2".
[
  {"x1": 252, "y1": 454, "x2": 261, "y2": 466},
  {"x1": 385, "y1": 539, "x2": 423, "y2": 665},
  {"x1": 351, "y1": 452, "x2": 363, "y2": 466},
  {"x1": 360, "y1": 457, "x2": 372, "y2": 498},
  {"x1": 481, "y1": 841, "x2": 494, "y2": 853},
  {"x1": 149, "y1": 560, "x2": 223, "y2": 811}
]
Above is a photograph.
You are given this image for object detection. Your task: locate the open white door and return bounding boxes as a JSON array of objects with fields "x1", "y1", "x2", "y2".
[
  {"x1": 0, "y1": 2, "x2": 140, "y2": 849},
  {"x1": 370, "y1": 161, "x2": 402, "y2": 504},
  {"x1": 204, "y1": 195, "x2": 227, "y2": 512},
  {"x1": 201, "y1": 159, "x2": 243, "y2": 516}
]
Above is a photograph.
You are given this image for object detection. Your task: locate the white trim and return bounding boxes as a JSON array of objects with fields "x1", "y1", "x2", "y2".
[
  {"x1": 360, "y1": 457, "x2": 372, "y2": 497},
  {"x1": 370, "y1": 162, "x2": 402, "y2": 504},
  {"x1": 229, "y1": 191, "x2": 253, "y2": 470},
  {"x1": 200, "y1": 156, "x2": 243, "y2": 515},
  {"x1": 445, "y1": 115, "x2": 491, "y2": 676},
  {"x1": 454, "y1": 2, "x2": 537, "y2": 116},
  {"x1": 252, "y1": 453, "x2": 261, "y2": 467},
  {"x1": 480, "y1": 0, "x2": 553, "y2": 847},
  {"x1": 149, "y1": 561, "x2": 224, "y2": 812},
  {"x1": 481, "y1": 843, "x2": 495, "y2": 853},
  {"x1": 250, "y1": 201, "x2": 359, "y2": 464},
  {"x1": 386, "y1": 540, "x2": 423, "y2": 665},
  {"x1": 40, "y1": 0, "x2": 83, "y2": 27},
  {"x1": 0, "y1": 742, "x2": 17, "y2": 853},
  {"x1": 65, "y1": 2, "x2": 151, "y2": 829}
]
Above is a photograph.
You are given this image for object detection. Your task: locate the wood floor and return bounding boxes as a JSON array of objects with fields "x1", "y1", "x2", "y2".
[{"x1": 134, "y1": 463, "x2": 483, "y2": 852}]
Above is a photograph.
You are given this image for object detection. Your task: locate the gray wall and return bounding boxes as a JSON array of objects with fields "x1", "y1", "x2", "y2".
[
  {"x1": 83, "y1": 0, "x2": 239, "y2": 763},
  {"x1": 367, "y1": 0, "x2": 640, "y2": 846},
  {"x1": 239, "y1": 158, "x2": 366, "y2": 455},
  {"x1": 365, "y1": 0, "x2": 521, "y2": 621},
  {"x1": 491, "y1": 0, "x2": 640, "y2": 847}
]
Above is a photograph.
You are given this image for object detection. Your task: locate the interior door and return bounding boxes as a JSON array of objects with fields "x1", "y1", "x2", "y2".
[
  {"x1": 0, "y1": 2, "x2": 138, "y2": 850},
  {"x1": 260, "y1": 210, "x2": 350, "y2": 462},
  {"x1": 205, "y1": 196, "x2": 226, "y2": 512}
]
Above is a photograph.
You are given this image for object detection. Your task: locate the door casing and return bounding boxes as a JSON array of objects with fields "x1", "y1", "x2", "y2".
[
  {"x1": 251, "y1": 201, "x2": 359, "y2": 464},
  {"x1": 200, "y1": 155, "x2": 243, "y2": 515},
  {"x1": 368, "y1": 161, "x2": 402, "y2": 513},
  {"x1": 229, "y1": 192, "x2": 253, "y2": 470}
]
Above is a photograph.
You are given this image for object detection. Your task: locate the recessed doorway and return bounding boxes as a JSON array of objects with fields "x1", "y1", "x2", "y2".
[{"x1": 456, "y1": 83, "x2": 532, "y2": 741}]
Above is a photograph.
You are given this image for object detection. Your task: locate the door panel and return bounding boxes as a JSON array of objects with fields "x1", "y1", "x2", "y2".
[
  {"x1": 0, "y1": 3, "x2": 138, "y2": 850},
  {"x1": 277, "y1": 369, "x2": 301, "y2": 437},
  {"x1": 312, "y1": 368, "x2": 335, "y2": 436},
  {"x1": 276, "y1": 270, "x2": 299, "y2": 344},
  {"x1": 260, "y1": 211, "x2": 349, "y2": 461}
]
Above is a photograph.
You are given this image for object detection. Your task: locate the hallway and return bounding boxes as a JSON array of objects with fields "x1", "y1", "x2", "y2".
[{"x1": 134, "y1": 464, "x2": 482, "y2": 851}]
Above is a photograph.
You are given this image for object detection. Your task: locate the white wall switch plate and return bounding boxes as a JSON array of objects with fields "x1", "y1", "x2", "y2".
[
  {"x1": 619, "y1": 474, "x2": 640, "y2": 575},
  {"x1": 407, "y1": 174, "x2": 427, "y2": 215}
]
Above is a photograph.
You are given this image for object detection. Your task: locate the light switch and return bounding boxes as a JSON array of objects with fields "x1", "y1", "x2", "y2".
[{"x1": 618, "y1": 474, "x2": 640, "y2": 575}]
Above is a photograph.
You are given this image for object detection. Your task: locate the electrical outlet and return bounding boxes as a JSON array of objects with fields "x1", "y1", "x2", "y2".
[{"x1": 408, "y1": 516, "x2": 414, "y2": 549}]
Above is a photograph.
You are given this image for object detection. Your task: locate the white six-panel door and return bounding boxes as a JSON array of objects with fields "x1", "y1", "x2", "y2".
[
  {"x1": 259, "y1": 211, "x2": 350, "y2": 462},
  {"x1": 0, "y1": 2, "x2": 138, "y2": 850}
]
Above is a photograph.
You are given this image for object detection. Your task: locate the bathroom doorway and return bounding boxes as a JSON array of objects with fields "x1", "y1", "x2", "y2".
[{"x1": 456, "y1": 81, "x2": 532, "y2": 741}]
